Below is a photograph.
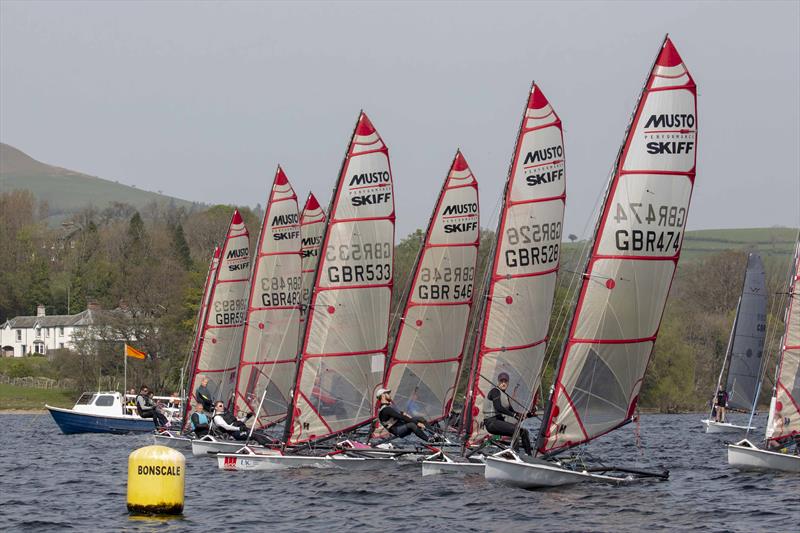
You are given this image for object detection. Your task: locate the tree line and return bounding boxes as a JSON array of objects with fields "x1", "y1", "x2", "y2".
[{"x1": 0, "y1": 189, "x2": 792, "y2": 411}]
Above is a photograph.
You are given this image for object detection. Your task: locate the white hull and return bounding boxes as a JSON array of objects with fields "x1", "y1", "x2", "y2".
[
  {"x1": 702, "y1": 419, "x2": 756, "y2": 434},
  {"x1": 218, "y1": 451, "x2": 332, "y2": 471},
  {"x1": 154, "y1": 431, "x2": 192, "y2": 448},
  {"x1": 191, "y1": 436, "x2": 267, "y2": 457},
  {"x1": 484, "y1": 452, "x2": 634, "y2": 488},
  {"x1": 728, "y1": 439, "x2": 800, "y2": 473},
  {"x1": 329, "y1": 455, "x2": 399, "y2": 470},
  {"x1": 421, "y1": 459, "x2": 484, "y2": 476}
]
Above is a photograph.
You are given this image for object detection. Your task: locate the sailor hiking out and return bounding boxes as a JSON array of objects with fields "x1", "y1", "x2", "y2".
[
  {"x1": 376, "y1": 388, "x2": 439, "y2": 443},
  {"x1": 211, "y1": 402, "x2": 271, "y2": 446},
  {"x1": 484, "y1": 372, "x2": 534, "y2": 455}
]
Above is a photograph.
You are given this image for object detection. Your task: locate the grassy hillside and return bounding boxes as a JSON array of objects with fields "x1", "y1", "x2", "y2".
[
  {"x1": 0, "y1": 143, "x2": 199, "y2": 219},
  {"x1": 680, "y1": 227, "x2": 797, "y2": 262}
]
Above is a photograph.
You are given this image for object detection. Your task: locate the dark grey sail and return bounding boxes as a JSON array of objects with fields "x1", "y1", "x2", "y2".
[{"x1": 725, "y1": 253, "x2": 767, "y2": 411}]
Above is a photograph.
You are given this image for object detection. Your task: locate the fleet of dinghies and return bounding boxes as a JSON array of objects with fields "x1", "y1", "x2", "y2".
[{"x1": 156, "y1": 35, "x2": 797, "y2": 481}]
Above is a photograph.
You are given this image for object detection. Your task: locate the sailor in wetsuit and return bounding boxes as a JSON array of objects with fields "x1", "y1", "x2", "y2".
[
  {"x1": 211, "y1": 402, "x2": 271, "y2": 446},
  {"x1": 484, "y1": 372, "x2": 533, "y2": 455},
  {"x1": 195, "y1": 376, "x2": 214, "y2": 413},
  {"x1": 376, "y1": 388, "x2": 434, "y2": 442}
]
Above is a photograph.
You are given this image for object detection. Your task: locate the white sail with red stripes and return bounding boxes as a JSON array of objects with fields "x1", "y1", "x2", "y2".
[
  {"x1": 537, "y1": 36, "x2": 697, "y2": 455},
  {"x1": 285, "y1": 112, "x2": 395, "y2": 445},
  {"x1": 186, "y1": 210, "x2": 251, "y2": 416},
  {"x1": 465, "y1": 83, "x2": 566, "y2": 445},
  {"x1": 182, "y1": 245, "x2": 220, "y2": 422},
  {"x1": 299, "y1": 193, "x2": 326, "y2": 324},
  {"x1": 232, "y1": 168, "x2": 301, "y2": 426},
  {"x1": 376, "y1": 151, "x2": 479, "y2": 439},
  {"x1": 766, "y1": 237, "x2": 800, "y2": 444}
]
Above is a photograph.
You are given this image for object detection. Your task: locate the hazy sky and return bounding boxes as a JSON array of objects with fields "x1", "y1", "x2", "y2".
[{"x1": 1, "y1": 1, "x2": 798, "y2": 237}]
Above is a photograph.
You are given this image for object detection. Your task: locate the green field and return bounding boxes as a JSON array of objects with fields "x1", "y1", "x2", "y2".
[
  {"x1": 680, "y1": 227, "x2": 797, "y2": 262},
  {"x1": 0, "y1": 384, "x2": 76, "y2": 410}
]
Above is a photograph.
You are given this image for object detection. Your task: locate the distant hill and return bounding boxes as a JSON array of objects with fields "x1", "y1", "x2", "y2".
[
  {"x1": 0, "y1": 143, "x2": 199, "y2": 220},
  {"x1": 680, "y1": 227, "x2": 797, "y2": 262}
]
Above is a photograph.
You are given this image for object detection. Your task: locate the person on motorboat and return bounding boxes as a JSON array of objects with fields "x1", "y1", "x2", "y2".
[
  {"x1": 211, "y1": 402, "x2": 271, "y2": 446},
  {"x1": 484, "y1": 372, "x2": 533, "y2": 456},
  {"x1": 189, "y1": 401, "x2": 210, "y2": 438},
  {"x1": 376, "y1": 388, "x2": 438, "y2": 443},
  {"x1": 136, "y1": 385, "x2": 169, "y2": 428},
  {"x1": 195, "y1": 376, "x2": 214, "y2": 412},
  {"x1": 714, "y1": 388, "x2": 729, "y2": 423}
]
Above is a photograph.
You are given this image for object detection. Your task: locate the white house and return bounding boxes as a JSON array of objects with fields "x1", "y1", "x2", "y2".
[{"x1": 0, "y1": 303, "x2": 122, "y2": 357}]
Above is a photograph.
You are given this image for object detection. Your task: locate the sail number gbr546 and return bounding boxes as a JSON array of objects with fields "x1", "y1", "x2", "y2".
[{"x1": 612, "y1": 201, "x2": 686, "y2": 253}]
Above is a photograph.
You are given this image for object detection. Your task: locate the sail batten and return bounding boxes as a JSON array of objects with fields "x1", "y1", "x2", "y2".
[
  {"x1": 537, "y1": 36, "x2": 697, "y2": 455},
  {"x1": 285, "y1": 112, "x2": 395, "y2": 445},
  {"x1": 186, "y1": 210, "x2": 251, "y2": 418},
  {"x1": 375, "y1": 151, "x2": 480, "y2": 439},
  {"x1": 464, "y1": 83, "x2": 566, "y2": 446},
  {"x1": 232, "y1": 167, "x2": 301, "y2": 427}
]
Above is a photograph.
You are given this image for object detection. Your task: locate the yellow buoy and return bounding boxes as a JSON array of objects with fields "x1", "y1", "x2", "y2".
[{"x1": 127, "y1": 445, "x2": 185, "y2": 515}]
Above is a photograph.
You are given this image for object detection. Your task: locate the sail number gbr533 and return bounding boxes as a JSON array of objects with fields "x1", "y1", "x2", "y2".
[
  {"x1": 612, "y1": 201, "x2": 686, "y2": 253},
  {"x1": 326, "y1": 241, "x2": 392, "y2": 284}
]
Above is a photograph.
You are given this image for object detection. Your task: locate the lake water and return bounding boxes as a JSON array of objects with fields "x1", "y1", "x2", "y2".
[{"x1": 1, "y1": 413, "x2": 797, "y2": 532}]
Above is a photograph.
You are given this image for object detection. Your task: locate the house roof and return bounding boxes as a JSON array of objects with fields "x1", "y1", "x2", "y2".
[{"x1": 2, "y1": 308, "x2": 130, "y2": 329}]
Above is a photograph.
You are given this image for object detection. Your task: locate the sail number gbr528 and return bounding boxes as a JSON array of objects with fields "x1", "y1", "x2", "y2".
[
  {"x1": 612, "y1": 201, "x2": 686, "y2": 253},
  {"x1": 326, "y1": 241, "x2": 392, "y2": 283},
  {"x1": 504, "y1": 221, "x2": 561, "y2": 268}
]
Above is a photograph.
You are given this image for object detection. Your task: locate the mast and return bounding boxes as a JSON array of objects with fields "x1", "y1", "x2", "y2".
[
  {"x1": 299, "y1": 192, "x2": 327, "y2": 328},
  {"x1": 182, "y1": 245, "x2": 220, "y2": 420},
  {"x1": 283, "y1": 112, "x2": 395, "y2": 446},
  {"x1": 185, "y1": 210, "x2": 250, "y2": 421},
  {"x1": 464, "y1": 82, "x2": 566, "y2": 446},
  {"x1": 231, "y1": 167, "x2": 301, "y2": 427},
  {"x1": 765, "y1": 236, "x2": 800, "y2": 444},
  {"x1": 536, "y1": 36, "x2": 698, "y2": 456},
  {"x1": 375, "y1": 150, "x2": 480, "y2": 439}
]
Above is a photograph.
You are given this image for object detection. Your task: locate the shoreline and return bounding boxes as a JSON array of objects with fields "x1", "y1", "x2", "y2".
[{"x1": 1, "y1": 409, "x2": 48, "y2": 414}]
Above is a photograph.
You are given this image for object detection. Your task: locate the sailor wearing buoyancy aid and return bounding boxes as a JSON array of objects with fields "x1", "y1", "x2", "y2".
[
  {"x1": 376, "y1": 388, "x2": 434, "y2": 442},
  {"x1": 484, "y1": 372, "x2": 533, "y2": 455},
  {"x1": 189, "y1": 402, "x2": 210, "y2": 437}
]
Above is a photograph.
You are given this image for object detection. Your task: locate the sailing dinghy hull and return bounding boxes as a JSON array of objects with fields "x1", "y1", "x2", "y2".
[
  {"x1": 727, "y1": 439, "x2": 800, "y2": 473},
  {"x1": 421, "y1": 459, "x2": 484, "y2": 476},
  {"x1": 701, "y1": 419, "x2": 756, "y2": 434},
  {"x1": 484, "y1": 453, "x2": 632, "y2": 488},
  {"x1": 218, "y1": 451, "x2": 332, "y2": 471},
  {"x1": 191, "y1": 436, "x2": 268, "y2": 456},
  {"x1": 154, "y1": 431, "x2": 193, "y2": 448}
]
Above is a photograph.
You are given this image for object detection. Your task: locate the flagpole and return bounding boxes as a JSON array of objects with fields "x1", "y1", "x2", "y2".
[{"x1": 124, "y1": 344, "x2": 127, "y2": 400}]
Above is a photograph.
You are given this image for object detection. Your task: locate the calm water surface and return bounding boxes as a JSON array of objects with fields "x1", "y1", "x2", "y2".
[{"x1": 1, "y1": 413, "x2": 797, "y2": 532}]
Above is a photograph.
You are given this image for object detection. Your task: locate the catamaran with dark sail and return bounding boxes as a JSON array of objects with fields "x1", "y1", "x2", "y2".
[{"x1": 702, "y1": 253, "x2": 767, "y2": 434}]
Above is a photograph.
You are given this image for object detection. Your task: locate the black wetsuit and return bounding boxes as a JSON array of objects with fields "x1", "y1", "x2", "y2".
[
  {"x1": 212, "y1": 411, "x2": 271, "y2": 446},
  {"x1": 484, "y1": 387, "x2": 532, "y2": 455},
  {"x1": 136, "y1": 394, "x2": 168, "y2": 428},
  {"x1": 195, "y1": 385, "x2": 214, "y2": 412},
  {"x1": 378, "y1": 404, "x2": 429, "y2": 441}
]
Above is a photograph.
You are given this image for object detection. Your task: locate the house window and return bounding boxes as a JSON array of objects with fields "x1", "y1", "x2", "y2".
[
  {"x1": 59, "y1": 343, "x2": 64, "y2": 349},
  {"x1": 35, "y1": 328, "x2": 41, "y2": 339},
  {"x1": 59, "y1": 327, "x2": 64, "y2": 336},
  {"x1": 16, "y1": 330, "x2": 22, "y2": 341},
  {"x1": 34, "y1": 343, "x2": 44, "y2": 355}
]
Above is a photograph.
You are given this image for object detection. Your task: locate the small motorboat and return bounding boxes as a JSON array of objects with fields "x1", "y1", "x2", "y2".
[{"x1": 46, "y1": 391, "x2": 178, "y2": 435}]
